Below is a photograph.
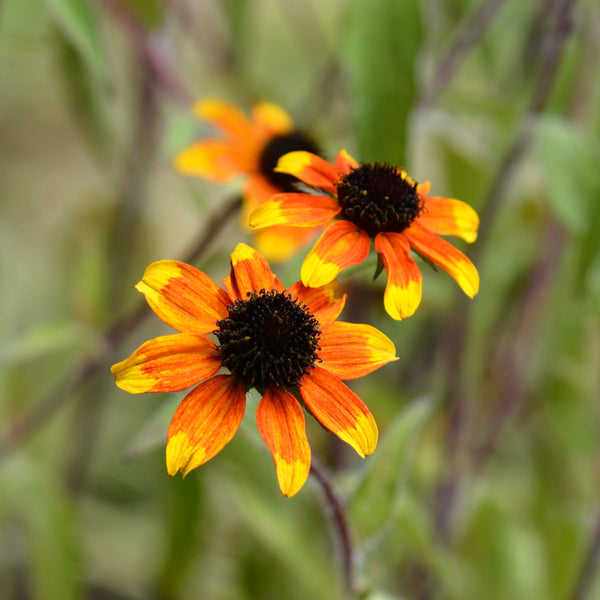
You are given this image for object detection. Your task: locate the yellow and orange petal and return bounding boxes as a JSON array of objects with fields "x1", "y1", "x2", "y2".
[
  {"x1": 275, "y1": 151, "x2": 340, "y2": 195},
  {"x1": 256, "y1": 386, "x2": 311, "y2": 497},
  {"x1": 111, "y1": 333, "x2": 222, "y2": 394},
  {"x1": 301, "y1": 220, "x2": 371, "y2": 288},
  {"x1": 166, "y1": 375, "x2": 246, "y2": 477},
  {"x1": 174, "y1": 140, "x2": 251, "y2": 181},
  {"x1": 253, "y1": 225, "x2": 321, "y2": 264},
  {"x1": 299, "y1": 366, "x2": 378, "y2": 458},
  {"x1": 249, "y1": 193, "x2": 341, "y2": 229},
  {"x1": 404, "y1": 223, "x2": 479, "y2": 298},
  {"x1": 318, "y1": 322, "x2": 398, "y2": 380},
  {"x1": 192, "y1": 99, "x2": 257, "y2": 143},
  {"x1": 286, "y1": 279, "x2": 346, "y2": 326},
  {"x1": 222, "y1": 243, "x2": 284, "y2": 301},
  {"x1": 419, "y1": 196, "x2": 479, "y2": 243},
  {"x1": 136, "y1": 261, "x2": 231, "y2": 335},
  {"x1": 374, "y1": 233, "x2": 423, "y2": 321},
  {"x1": 251, "y1": 102, "x2": 294, "y2": 137}
]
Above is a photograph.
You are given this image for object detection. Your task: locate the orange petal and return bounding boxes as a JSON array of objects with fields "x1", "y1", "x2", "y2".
[
  {"x1": 253, "y1": 225, "x2": 321, "y2": 263},
  {"x1": 111, "y1": 333, "x2": 222, "y2": 394},
  {"x1": 334, "y1": 149, "x2": 359, "y2": 173},
  {"x1": 299, "y1": 366, "x2": 378, "y2": 457},
  {"x1": 166, "y1": 374, "x2": 246, "y2": 477},
  {"x1": 252, "y1": 102, "x2": 294, "y2": 136},
  {"x1": 222, "y1": 243, "x2": 284, "y2": 300},
  {"x1": 374, "y1": 232, "x2": 423, "y2": 321},
  {"x1": 256, "y1": 386, "x2": 311, "y2": 497},
  {"x1": 249, "y1": 193, "x2": 341, "y2": 229},
  {"x1": 301, "y1": 220, "x2": 371, "y2": 288},
  {"x1": 319, "y1": 322, "x2": 398, "y2": 380},
  {"x1": 404, "y1": 223, "x2": 479, "y2": 298},
  {"x1": 136, "y1": 261, "x2": 231, "y2": 334},
  {"x1": 193, "y1": 98, "x2": 255, "y2": 142},
  {"x1": 287, "y1": 279, "x2": 346, "y2": 325},
  {"x1": 174, "y1": 140, "x2": 249, "y2": 181},
  {"x1": 418, "y1": 197, "x2": 479, "y2": 243},
  {"x1": 275, "y1": 151, "x2": 340, "y2": 194}
]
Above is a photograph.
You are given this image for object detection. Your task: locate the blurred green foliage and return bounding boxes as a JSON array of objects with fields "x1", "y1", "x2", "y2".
[{"x1": 1, "y1": 0, "x2": 600, "y2": 599}]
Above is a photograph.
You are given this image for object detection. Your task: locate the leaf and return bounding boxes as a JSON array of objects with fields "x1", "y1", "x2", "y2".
[
  {"x1": 348, "y1": 397, "x2": 433, "y2": 540},
  {"x1": 0, "y1": 458, "x2": 82, "y2": 600},
  {"x1": 536, "y1": 116, "x2": 600, "y2": 232},
  {"x1": 39, "y1": 0, "x2": 107, "y2": 79},
  {"x1": 0, "y1": 321, "x2": 90, "y2": 365},
  {"x1": 344, "y1": 0, "x2": 423, "y2": 164}
]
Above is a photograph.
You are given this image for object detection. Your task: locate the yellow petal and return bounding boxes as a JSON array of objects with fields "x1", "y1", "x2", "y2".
[
  {"x1": 256, "y1": 387, "x2": 311, "y2": 497},
  {"x1": 166, "y1": 375, "x2": 246, "y2": 477},
  {"x1": 299, "y1": 366, "x2": 378, "y2": 458}
]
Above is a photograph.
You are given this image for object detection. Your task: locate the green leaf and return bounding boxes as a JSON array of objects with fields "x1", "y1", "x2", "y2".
[
  {"x1": 344, "y1": 0, "x2": 423, "y2": 164},
  {"x1": 39, "y1": 0, "x2": 107, "y2": 78},
  {"x1": 536, "y1": 116, "x2": 600, "y2": 232},
  {"x1": 348, "y1": 397, "x2": 433, "y2": 540},
  {"x1": 0, "y1": 321, "x2": 91, "y2": 365},
  {"x1": 0, "y1": 458, "x2": 82, "y2": 600}
]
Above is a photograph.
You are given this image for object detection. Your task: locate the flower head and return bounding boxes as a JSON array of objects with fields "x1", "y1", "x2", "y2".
[
  {"x1": 250, "y1": 150, "x2": 480, "y2": 320},
  {"x1": 174, "y1": 99, "x2": 321, "y2": 261},
  {"x1": 111, "y1": 244, "x2": 397, "y2": 497}
]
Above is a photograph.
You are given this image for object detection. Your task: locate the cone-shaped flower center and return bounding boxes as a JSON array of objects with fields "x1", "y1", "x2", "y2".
[
  {"x1": 215, "y1": 290, "x2": 321, "y2": 391},
  {"x1": 259, "y1": 132, "x2": 320, "y2": 191},
  {"x1": 337, "y1": 163, "x2": 424, "y2": 237}
]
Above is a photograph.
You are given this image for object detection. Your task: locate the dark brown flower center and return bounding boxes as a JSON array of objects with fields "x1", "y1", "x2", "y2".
[
  {"x1": 215, "y1": 290, "x2": 321, "y2": 391},
  {"x1": 259, "y1": 132, "x2": 319, "y2": 191},
  {"x1": 336, "y1": 163, "x2": 424, "y2": 237}
]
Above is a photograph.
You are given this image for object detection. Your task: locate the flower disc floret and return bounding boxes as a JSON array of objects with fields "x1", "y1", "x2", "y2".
[
  {"x1": 337, "y1": 163, "x2": 424, "y2": 237},
  {"x1": 259, "y1": 132, "x2": 319, "y2": 191},
  {"x1": 215, "y1": 289, "x2": 321, "y2": 390}
]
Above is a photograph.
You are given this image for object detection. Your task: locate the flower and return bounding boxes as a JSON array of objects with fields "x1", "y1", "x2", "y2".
[
  {"x1": 174, "y1": 98, "x2": 322, "y2": 261},
  {"x1": 250, "y1": 150, "x2": 480, "y2": 320},
  {"x1": 111, "y1": 243, "x2": 397, "y2": 497}
]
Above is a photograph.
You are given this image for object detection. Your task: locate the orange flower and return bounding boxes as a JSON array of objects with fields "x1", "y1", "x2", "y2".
[
  {"x1": 250, "y1": 150, "x2": 480, "y2": 320},
  {"x1": 174, "y1": 99, "x2": 322, "y2": 261},
  {"x1": 111, "y1": 244, "x2": 397, "y2": 497}
]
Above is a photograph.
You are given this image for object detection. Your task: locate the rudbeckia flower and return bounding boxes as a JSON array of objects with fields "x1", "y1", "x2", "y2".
[
  {"x1": 174, "y1": 98, "x2": 321, "y2": 261},
  {"x1": 111, "y1": 244, "x2": 397, "y2": 497},
  {"x1": 250, "y1": 150, "x2": 480, "y2": 320}
]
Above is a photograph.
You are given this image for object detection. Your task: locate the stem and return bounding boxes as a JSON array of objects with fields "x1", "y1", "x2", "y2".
[
  {"x1": 0, "y1": 195, "x2": 242, "y2": 462},
  {"x1": 433, "y1": 0, "x2": 574, "y2": 544},
  {"x1": 310, "y1": 459, "x2": 355, "y2": 595},
  {"x1": 571, "y1": 511, "x2": 600, "y2": 600},
  {"x1": 420, "y1": 0, "x2": 509, "y2": 109}
]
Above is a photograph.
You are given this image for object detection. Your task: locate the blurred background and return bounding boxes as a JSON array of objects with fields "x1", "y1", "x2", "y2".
[{"x1": 1, "y1": 0, "x2": 600, "y2": 598}]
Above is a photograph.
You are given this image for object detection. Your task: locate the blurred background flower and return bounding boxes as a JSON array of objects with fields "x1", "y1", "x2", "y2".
[{"x1": 1, "y1": 0, "x2": 600, "y2": 599}]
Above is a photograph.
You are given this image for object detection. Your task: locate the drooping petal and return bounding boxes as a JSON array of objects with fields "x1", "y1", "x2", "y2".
[
  {"x1": 252, "y1": 102, "x2": 294, "y2": 136},
  {"x1": 287, "y1": 279, "x2": 346, "y2": 326},
  {"x1": 275, "y1": 151, "x2": 340, "y2": 194},
  {"x1": 418, "y1": 196, "x2": 479, "y2": 243},
  {"x1": 173, "y1": 141, "x2": 248, "y2": 181},
  {"x1": 300, "y1": 366, "x2": 378, "y2": 458},
  {"x1": 249, "y1": 193, "x2": 341, "y2": 229},
  {"x1": 256, "y1": 387, "x2": 311, "y2": 497},
  {"x1": 334, "y1": 149, "x2": 359, "y2": 173},
  {"x1": 319, "y1": 322, "x2": 398, "y2": 380},
  {"x1": 136, "y1": 261, "x2": 231, "y2": 334},
  {"x1": 404, "y1": 223, "x2": 479, "y2": 298},
  {"x1": 374, "y1": 232, "x2": 423, "y2": 321},
  {"x1": 222, "y1": 243, "x2": 284, "y2": 300},
  {"x1": 166, "y1": 374, "x2": 246, "y2": 477},
  {"x1": 193, "y1": 98, "x2": 255, "y2": 142},
  {"x1": 111, "y1": 334, "x2": 222, "y2": 394},
  {"x1": 301, "y1": 220, "x2": 371, "y2": 288}
]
